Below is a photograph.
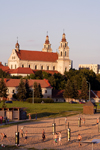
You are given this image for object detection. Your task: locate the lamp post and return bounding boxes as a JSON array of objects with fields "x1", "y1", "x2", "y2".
[
  {"x1": 87, "y1": 81, "x2": 91, "y2": 101},
  {"x1": 32, "y1": 86, "x2": 34, "y2": 104}
]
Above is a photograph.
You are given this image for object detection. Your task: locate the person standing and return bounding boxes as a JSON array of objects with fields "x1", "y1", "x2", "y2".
[
  {"x1": 59, "y1": 132, "x2": 62, "y2": 145},
  {"x1": 78, "y1": 134, "x2": 82, "y2": 147},
  {"x1": 42, "y1": 129, "x2": 45, "y2": 141},
  {"x1": 24, "y1": 130, "x2": 28, "y2": 144},
  {"x1": 20, "y1": 128, "x2": 23, "y2": 138}
]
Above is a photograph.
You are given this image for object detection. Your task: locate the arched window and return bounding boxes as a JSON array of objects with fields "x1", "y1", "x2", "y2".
[
  {"x1": 11, "y1": 65, "x2": 13, "y2": 69},
  {"x1": 61, "y1": 43, "x2": 62, "y2": 47},
  {"x1": 53, "y1": 66, "x2": 55, "y2": 70},
  {"x1": 65, "y1": 43, "x2": 66, "y2": 47},
  {"x1": 29, "y1": 65, "x2": 30, "y2": 68},
  {"x1": 65, "y1": 51, "x2": 66, "y2": 56},
  {"x1": 47, "y1": 66, "x2": 49, "y2": 70},
  {"x1": 61, "y1": 51, "x2": 62, "y2": 56},
  {"x1": 22, "y1": 64, "x2": 24, "y2": 68},
  {"x1": 15, "y1": 64, "x2": 16, "y2": 69},
  {"x1": 41, "y1": 66, "x2": 43, "y2": 70},
  {"x1": 35, "y1": 65, "x2": 37, "y2": 70},
  {"x1": 65, "y1": 67, "x2": 67, "y2": 72}
]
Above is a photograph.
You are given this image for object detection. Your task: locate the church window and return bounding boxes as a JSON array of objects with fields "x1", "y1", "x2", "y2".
[
  {"x1": 65, "y1": 51, "x2": 66, "y2": 56},
  {"x1": 61, "y1": 51, "x2": 62, "y2": 56},
  {"x1": 29, "y1": 65, "x2": 30, "y2": 68},
  {"x1": 41, "y1": 66, "x2": 43, "y2": 70},
  {"x1": 22, "y1": 64, "x2": 24, "y2": 68},
  {"x1": 53, "y1": 66, "x2": 55, "y2": 70},
  {"x1": 47, "y1": 66, "x2": 49, "y2": 70},
  {"x1": 65, "y1": 67, "x2": 67, "y2": 72},
  {"x1": 11, "y1": 65, "x2": 13, "y2": 69},
  {"x1": 35, "y1": 65, "x2": 37, "y2": 70}
]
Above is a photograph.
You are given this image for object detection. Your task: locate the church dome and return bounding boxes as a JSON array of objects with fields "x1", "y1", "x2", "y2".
[
  {"x1": 15, "y1": 41, "x2": 19, "y2": 48},
  {"x1": 61, "y1": 33, "x2": 66, "y2": 42},
  {"x1": 45, "y1": 35, "x2": 49, "y2": 44}
]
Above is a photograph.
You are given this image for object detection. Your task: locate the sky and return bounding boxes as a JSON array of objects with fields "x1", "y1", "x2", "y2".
[{"x1": 0, "y1": 0, "x2": 100, "y2": 69}]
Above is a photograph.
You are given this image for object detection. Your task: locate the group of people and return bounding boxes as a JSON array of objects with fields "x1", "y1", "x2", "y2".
[{"x1": 54, "y1": 132, "x2": 62, "y2": 146}]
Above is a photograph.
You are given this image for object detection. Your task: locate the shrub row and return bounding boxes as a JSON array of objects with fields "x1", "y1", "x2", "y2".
[{"x1": 26, "y1": 98, "x2": 54, "y2": 103}]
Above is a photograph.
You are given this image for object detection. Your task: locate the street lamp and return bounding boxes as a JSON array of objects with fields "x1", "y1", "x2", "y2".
[
  {"x1": 86, "y1": 81, "x2": 91, "y2": 101},
  {"x1": 32, "y1": 86, "x2": 34, "y2": 104}
]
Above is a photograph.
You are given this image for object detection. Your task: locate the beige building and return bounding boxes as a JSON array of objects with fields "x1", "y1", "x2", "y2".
[
  {"x1": 79, "y1": 64, "x2": 100, "y2": 74},
  {"x1": 3, "y1": 78, "x2": 52, "y2": 100},
  {"x1": 8, "y1": 33, "x2": 72, "y2": 75}
]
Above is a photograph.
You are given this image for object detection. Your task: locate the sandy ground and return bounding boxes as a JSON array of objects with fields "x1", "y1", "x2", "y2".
[{"x1": 1, "y1": 114, "x2": 100, "y2": 150}]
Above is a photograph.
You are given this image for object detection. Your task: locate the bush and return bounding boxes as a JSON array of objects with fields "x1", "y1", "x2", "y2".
[{"x1": 26, "y1": 98, "x2": 54, "y2": 103}]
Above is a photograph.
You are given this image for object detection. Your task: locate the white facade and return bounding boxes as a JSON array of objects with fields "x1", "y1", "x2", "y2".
[{"x1": 8, "y1": 33, "x2": 72, "y2": 75}]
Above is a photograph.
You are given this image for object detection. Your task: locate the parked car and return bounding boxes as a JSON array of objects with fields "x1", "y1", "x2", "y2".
[
  {"x1": 5, "y1": 101, "x2": 13, "y2": 103},
  {"x1": 70, "y1": 101, "x2": 77, "y2": 104},
  {"x1": 79, "y1": 101, "x2": 85, "y2": 104}
]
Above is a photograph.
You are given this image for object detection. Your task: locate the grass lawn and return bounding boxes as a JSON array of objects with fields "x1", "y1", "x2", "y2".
[{"x1": 0, "y1": 101, "x2": 84, "y2": 119}]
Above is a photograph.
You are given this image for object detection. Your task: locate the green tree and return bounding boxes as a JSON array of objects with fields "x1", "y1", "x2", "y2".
[
  {"x1": 0, "y1": 77, "x2": 8, "y2": 99},
  {"x1": 38, "y1": 83, "x2": 43, "y2": 98},
  {"x1": 63, "y1": 79, "x2": 73, "y2": 101},
  {"x1": 80, "y1": 77, "x2": 88, "y2": 100},
  {"x1": 72, "y1": 79, "x2": 78, "y2": 100},
  {"x1": 25, "y1": 79, "x2": 32, "y2": 98},
  {"x1": 17, "y1": 78, "x2": 26, "y2": 101},
  {"x1": 33, "y1": 82, "x2": 43, "y2": 98}
]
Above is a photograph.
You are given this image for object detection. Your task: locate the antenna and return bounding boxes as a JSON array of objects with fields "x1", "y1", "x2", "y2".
[{"x1": 47, "y1": 31, "x2": 48, "y2": 36}]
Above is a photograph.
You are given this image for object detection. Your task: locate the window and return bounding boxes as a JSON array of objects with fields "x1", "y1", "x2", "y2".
[
  {"x1": 53, "y1": 66, "x2": 55, "y2": 70},
  {"x1": 61, "y1": 51, "x2": 62, "y2": 56},
  {"x1": 15, "y1": 65, "x2": 16, "y2": 69},
  {"x1": 35, "y1": 65, "x2": 37, "y2": 70},
  {"x1": 22, "y1": 64, "x2": 24, "y2": 68},
  {"x1": 41, "y1": 66, "x2": 43, "y2": 70},
  {"x1": 29, "y1": 64, "x2": 30, "y2": 68},
  {"x1": 61, "y1": 43, "x2": 62, "y2": 47},
  {"x1": 12, "y1": 90, "x2": 15, "y2": 93},
  {"x1": 65, "y1": 51, "x2": 66, "y2": 56},
  {"x1": 47, "y1": 66, "x2": 49, "y2": 70},
  {"x1": 65, "y1": 43, "x2": 66, "y2": 47},
  {"x1": 11, "y1": 65, "x2": 13, "y2": 69},
  {"x1": 65, "y1": 67, "x2": 67, "y2": 72},
  {"x1": 45, "y1": 90, "x2": 47, "y2": 93}
]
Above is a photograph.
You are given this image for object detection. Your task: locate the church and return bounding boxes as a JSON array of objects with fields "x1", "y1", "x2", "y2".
[{"x1": 8, "y1": 33, "x2": 72, "y2": 75}]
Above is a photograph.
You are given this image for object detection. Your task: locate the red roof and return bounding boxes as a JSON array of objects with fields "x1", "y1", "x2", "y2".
[
  {"x1": 2, "y1": 78, "x2": 52, "y2": 88},
  {"x1": 0, "y1": 62, "x2": 10, "y2": 73},
  {"x1": 9, "y1": 67, "x2": 34, "y2": 74},
  {"x1": 16, "y1": 50, "x2": 58, "y2": 62}
]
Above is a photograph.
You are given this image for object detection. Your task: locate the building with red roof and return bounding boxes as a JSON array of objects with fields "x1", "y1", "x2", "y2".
[
  {"x1": 2, "y1": 78, "x2": 52, "y2": 100},
  {"x1": 8, "y1": 33, "x2": 72, "y2": 75}
]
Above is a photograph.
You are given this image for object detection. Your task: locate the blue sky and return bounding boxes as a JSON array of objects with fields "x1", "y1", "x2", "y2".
[{"x1": 0, "y1": 0, "x2": 100, "y2": 69}]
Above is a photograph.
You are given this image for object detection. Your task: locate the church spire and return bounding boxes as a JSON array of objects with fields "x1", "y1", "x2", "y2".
[
  {"x1": 15, "y1": 37, "x2": 20, "y2": 52},
  {"x1": 42, "y1": 33, "x2": 52, "y2": 52}
]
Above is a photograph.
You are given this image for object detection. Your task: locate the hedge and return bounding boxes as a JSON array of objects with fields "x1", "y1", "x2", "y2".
[{"x1": 26, "y1": 98, "x2": 54, "y2": 103}]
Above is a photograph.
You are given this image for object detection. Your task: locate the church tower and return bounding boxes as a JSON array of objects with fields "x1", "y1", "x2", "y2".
[
  {"x1": 42, "y1": 34, "x2": 52, "y2": 52},
  {"x1": 57, "y1": 33, "x2": 71, "y2": 74},
  {"x1": 15, "y1": 40, "x2": 20, "y2": 52}
]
